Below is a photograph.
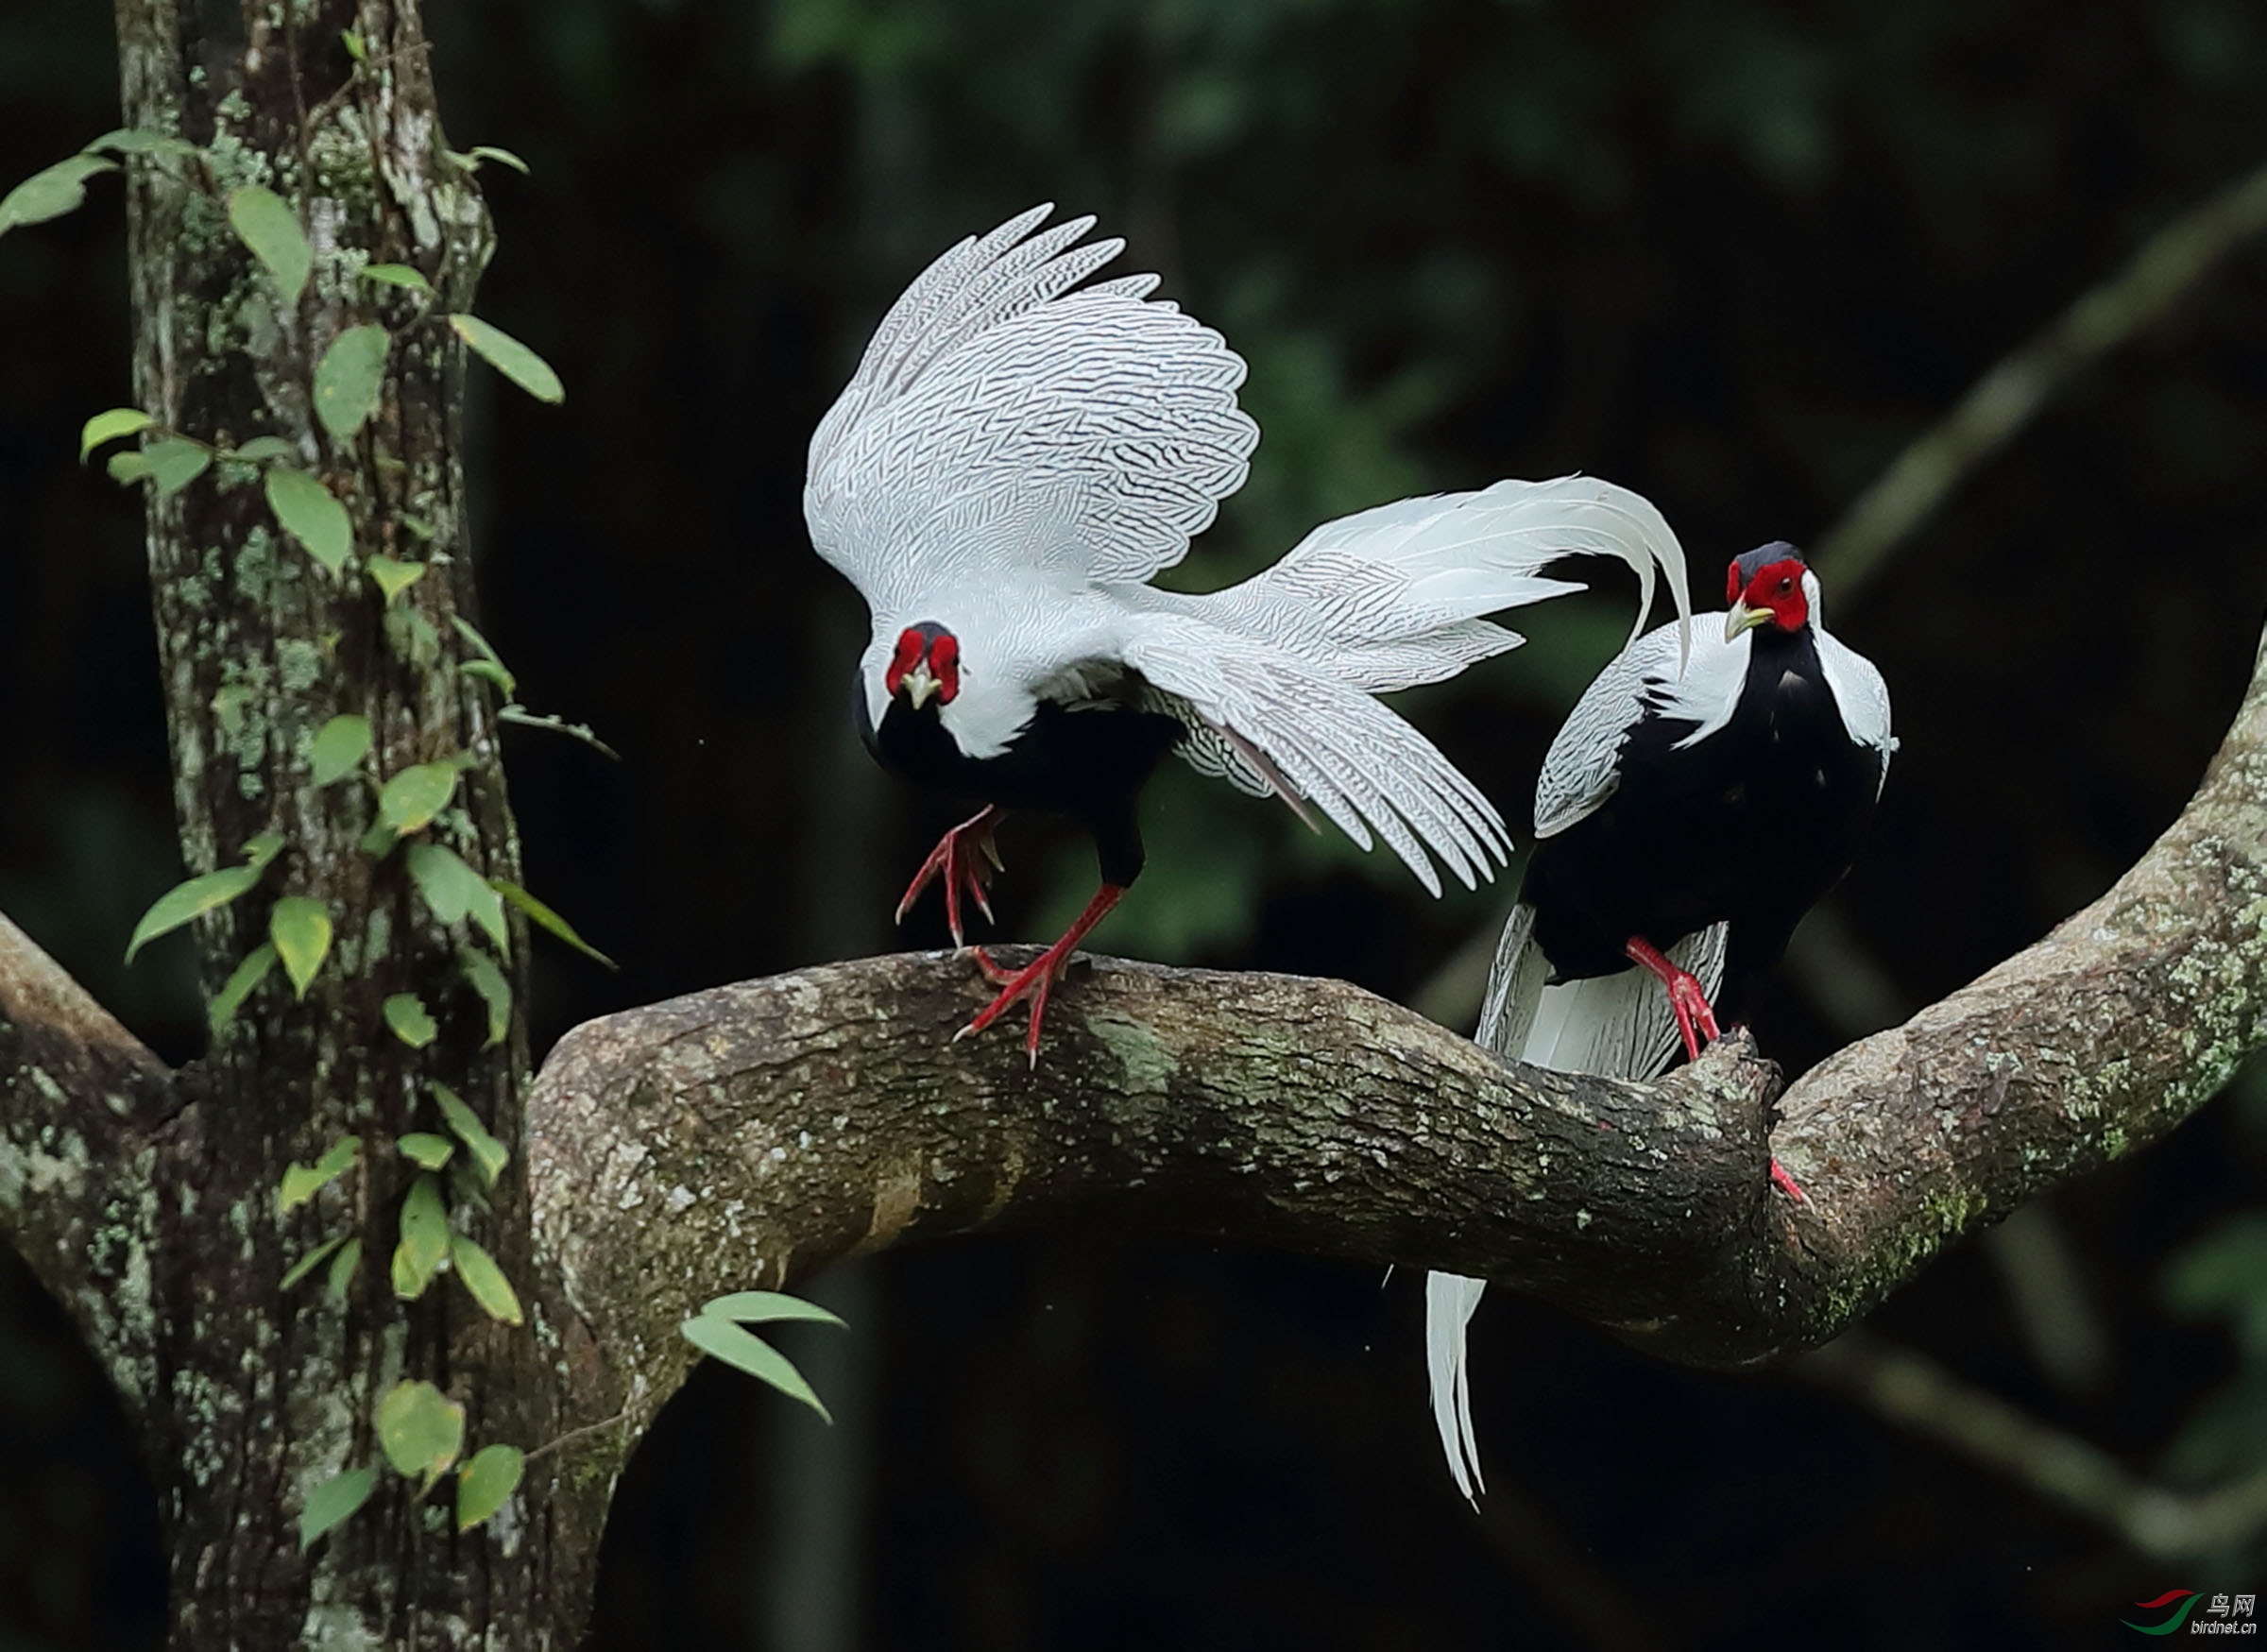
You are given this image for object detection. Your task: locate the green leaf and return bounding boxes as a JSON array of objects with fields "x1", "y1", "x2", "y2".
[
  {"x1": 209, "y1": 941, "x2": 279, "y2": 1034},
  {"x1": 397, "y1": 1133, "x2": 454, "y2": 1170},
  {"x1": 430, "y1": 1083, "x2": 508, "y2": 1186},
  {"x1": 281, "y1": 1235, "x2": 348, "y2": 1291},
  {"x1": 310, "y1": 714, "x2": 373, "y2": 786},
  {"x1": 383, "y1": 993, "x2": 437, "y2": 1049},
  {"x1": 699, "y1": 1290, "x2": 848, "y2": 1330},
  {"x1": 314, "y1": 324, "x2": 390, "y2": 443},
  {"x1": 460, "y1": 660, "x2": 515, "y2": 696},
  {"x1": 242, "y1": 832, "x2": 287, "y2": 871},
  {"x1": 406, "y1": 843, "x2": 508, "y2": 952},
  {"x1": 0, "y1": 154, "x2": 117, "y2": 239},
  {"x1": 449, "y1": 315, "x2": 564, "y2": 403},
  {"x1": 107, "y1": 451, "x2": 151, "y2": 485},
  {"x1": 455, "y1": 1444, "x2": 524, "y2": 1532},
  {"x1": 375, "y1": 1378, "x2": 465, "y2": 1490},
  {"x1": 326, "y1": 1236, "x2": 362, "y2": 1302},
  {"x1": 450, "y1": 617, "x2": 518, "y2": 699},
  {"x1": 82, "y1": 128, "x2": 193, "y2": 160},
  {"x1": 269, "y1": 895, "x2": 332, "y2": 998},
  {"x1": 449, "y1": 1233, "x2": 523, "y2": 1326},
  {"x1": 457, "y1": 946, "x2": 511, "y2": 1048},
  {"x1": 360, "y1": 263, "x2": 431, "y2": 294},
  {"x1": 678, "y1": 1317, "x2": 832, "y2": 1423},
  {"x1": 280, "y1": 1135, "x2": 360, "y2": 1212},
  {"x1": 145, "y1": 437, "x2": 211, "y2": 498},
  {"x1": 365, "y1": 554, "x2": 425, "y2": 605},
  {"x1": 227, "y1": 435, "x2": 298, "y2": 463},
  {"x1": 126, "y1": 864, "x2": 263, "y2": 962},
  {"x1": 495, "y1": 707, "x2": 621, "y2": 760},
  {"x1": 393, "y1": 1172, "x2": 449, "y2": 1299},
  {"x1": 79, "y1": 408, "x2": 153, "y2": 464},
  {"x1": 489, "y1": 879, "x2": 614, "y2": 968},
  {"x1": 340, "y1": 27, "x2": 366, "y2": 62},
  {"x1": 450, "y1": 145, "x2": 532, "y2": 176},
  {"x1": 228, "y1": 184, "x2": 311, "y2": 310},
  {"x1": 265, "y1": 467, "x2": 352, "y2": 576},
  {"x1": 377, "y1": 761, "x2": 460, "y2": 835},
  {"x1": 298, "y1": 1466, "x2": 377, "y2": 1550}
]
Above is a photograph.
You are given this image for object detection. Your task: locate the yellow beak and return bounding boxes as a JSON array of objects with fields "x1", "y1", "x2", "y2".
[
  {"x1": 901, "y1": 661, "x2": 941, "y2": 709},
  {"x1": 1723, "y1": 601, "x2": 1770, "y2": 643}
]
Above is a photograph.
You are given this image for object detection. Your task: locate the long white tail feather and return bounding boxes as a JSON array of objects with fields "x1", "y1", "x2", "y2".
[{"x1": 1424, "y1": 909, "x2": 1728, "y2": 1501}]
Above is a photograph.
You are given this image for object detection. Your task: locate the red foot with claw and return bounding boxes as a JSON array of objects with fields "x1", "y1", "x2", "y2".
[
  {"x1": 956, "y1": 884, "x2": 1125, "y2": 1066},
  {"x1": 1769, "y1": 1159, "x2": 1808, "y2": 1203},
  {"x1": 895, "y1": 807, "x2": 1006, "y2": 946},
  {"x1": 1624, "y1": 935, "x2": 1722, "y2": 1063}
]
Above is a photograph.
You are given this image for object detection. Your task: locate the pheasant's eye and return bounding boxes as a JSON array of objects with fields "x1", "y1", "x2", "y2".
[{"x1": 1777, "y1": 576, "x2": 1794, "y2": 595}]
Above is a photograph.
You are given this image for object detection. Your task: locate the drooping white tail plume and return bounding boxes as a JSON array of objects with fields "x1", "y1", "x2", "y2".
[{"x1": 1423, "y1": 909, "x2": 1727, "y2": 1504}]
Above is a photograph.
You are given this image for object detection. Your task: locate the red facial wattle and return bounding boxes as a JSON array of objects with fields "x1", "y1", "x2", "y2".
[
  {"x1": 883, "y1": 625, "x2": 961, "y2": 705},
  {"x1": 1735, "y1": 559, "x2": 1809, "y2": 631},
  {"x1": 883, "y1": 627, "x2": 926, "y2": 697},
  {"x1": 927, "y1": 632, "x2": 961, "y2": 703}
]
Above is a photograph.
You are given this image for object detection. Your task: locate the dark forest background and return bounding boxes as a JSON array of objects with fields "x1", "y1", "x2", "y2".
[{"x1": 6, "y1": 1, "x2": 2267, "y2": 1646}]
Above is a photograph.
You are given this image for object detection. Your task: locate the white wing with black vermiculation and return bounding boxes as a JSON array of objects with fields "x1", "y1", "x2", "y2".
[{"x1": 805, "y1": 204, "x2": 1259, "y2": 618}]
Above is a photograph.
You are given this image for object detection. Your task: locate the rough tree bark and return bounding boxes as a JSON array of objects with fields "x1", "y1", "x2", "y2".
[{"x1": 0, "y1": 4, "x2": 2260, "y2": 1647}]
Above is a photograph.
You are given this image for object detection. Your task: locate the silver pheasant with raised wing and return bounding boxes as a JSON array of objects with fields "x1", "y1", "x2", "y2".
[{"x1": 806, "y1": 204, "x2": 1694, "y2": 1059}]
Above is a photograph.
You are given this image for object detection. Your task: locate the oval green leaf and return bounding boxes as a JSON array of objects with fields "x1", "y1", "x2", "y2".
[
  {"x1": 489, "y1": 878, "x2": 614, "y2": 968},
  {"x1": 79, "y1": 408, "x2": 152, "y2": 465},
  {"x1": 228, "y1": 184, "x2": 311, "y2": 310},
  {"x1": 397, "y1": 1132, "x2": 454, "y2": 1170},
  {"x1": 699, "y1": 1290, "x2": 848, "y2": 1330},
  {"x1": 448, "y1": 314, "x2": 563, "y2": 403},
  {"x1": 383, "y1": 992, "x2": 437, "y2": 1049},
  {"x1": 107, "y1": 451, "x2": 151, "y2": 485},
  {"x1": 309, "y1": 714, "x2": 373, "y2": 786},
  {"x1": 269, "y1": 895, "x2": 332, "y2": 998},
  {"x1": 265, "y1": 466, "x2": 352, "y2": 576},
  {"x1": 377, "y1": 761, "x2": 460, "y2": 835},
  {"x1": 394, "y1": 1171, "x2": 449, "y2": 1299},
  {"x1": 678, "y1": 1317, "x2": 832, "y2": 1423},
  {"x1": 365, "y1": 554, "x2": 425, "y2": 605},
  {"x1": 430, "y1": 1082, "x2": 508, "y2": 1186},
  {"x1": 145, "y1": 437, "x2": 211, "y2": 498},
  {"x1": 314, "y1": 323, "x2": 390, "y2": 443},
  {"x1": 298, "y1": 1465, "x2": 377, "y2": 1550},
  {"x1": 326, "y1": 1235, "x2": 363, "y2": 1302},
  {"x1": 361, "y1": 263, "x2": 432, "y2": 293},
  {"x1": 126, "y1": 863, "x2": 263, "y2": 962},
  {"x1": 455, "y1": 1443, "x2": 524, "y2": 1532},
  {"x1": 375, "y1": 1378, "x2": 465, "y2": 1490},
  {"x1": 449, "y1": 1233, "x2": 523, "y2": 1326},
  {"x1": 456, "y1": 946, "x2": 511, "y2": 1049},
  {"x1": 280, "y1": 1134, "x2": 361, "y2": 1213},
  {"x1": 0, "y1": 154, "x2": 117, "y2": 239},
  {"x1": 209, "y1": 941, "x2": 280, "y2": 1035},
  {"x1": 407, "y1": 843, "x2": 508, "y2": 953}
]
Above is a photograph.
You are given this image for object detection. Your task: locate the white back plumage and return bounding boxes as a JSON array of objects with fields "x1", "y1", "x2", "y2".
[{"x1": 807, "y1": 206, "x2": 1695, "y2": 899}]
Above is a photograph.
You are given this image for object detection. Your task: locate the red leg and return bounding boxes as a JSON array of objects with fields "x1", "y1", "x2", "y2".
[
  {"x1": 1624, "y1": 935, "x2": 1721, "y2": 1063},
  {"x1": 1770, "y1": 1160, "x2": 1809, "y2": 1203},
  {"x1": 955, "y1": 884, "x2": 1125, "y2": 1066},
  {"x1": 895, "y1": 807, "x2": 1006, "y2": 946}
]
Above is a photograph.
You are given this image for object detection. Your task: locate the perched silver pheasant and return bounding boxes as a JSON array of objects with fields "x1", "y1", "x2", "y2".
[
  {"x1": 1426, "y1": 543, "x2": 1894, "y2": 1502},
  {"x1": 805, "y1": 204, "x2": 1694, "y2": 1059}
]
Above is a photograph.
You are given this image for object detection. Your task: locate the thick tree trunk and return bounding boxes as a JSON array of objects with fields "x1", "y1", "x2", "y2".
[{"x1": 101, "y1": 2, "x2": 619, "y2": 1643}]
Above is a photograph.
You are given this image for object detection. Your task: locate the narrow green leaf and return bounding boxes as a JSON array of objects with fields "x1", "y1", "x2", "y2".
[
  {"x1": 455, "y1": 1444, "x2": 524, "y2": 1532},
  {"x1": 314, "y1": 324, "x2": 390, "y2": 443},
  {"x1": 298, "y1": 1466, "x2": 377, "y2": 1550},
  {"x1": 377, "y1": 761, "x2": 460, "y2": 835},
  {"x1": 107, "y1": 451, "x2": 151, "y2": 485},
  {"x1": 309, "y1": 714, "x2": 372, "y2": 786},
  {"x1": 397, "y1": 1133, "x2": 454, "y2": 1170},
  {"x1": 145, "y1": 437, "x2": 211, "y2": 498},
  {"x1": 0, "y1": 154, "x2": 117, "y2": 239},
  {"x1": 360, "y1": 263, "x2": 431, "y2": 294},
  {"x1": 242, "y1": 832, "x2": 287, "y2": 871},
  {"x1": 449, "y1": 145, "x2": 531, "y2": 176},
  {"x1": 358, "y1": 821, "x2": 399, "y2": 858},
  {"x1": 82, "y1": 129, "x2": 192, "y2": 160},
  {"x1": 383, "y1": 993, "x2": 437, "y2": 1049},
  {"x1": 268, "y1": 895, "x2": 332, "y2": 998},
  {"x1": 265, "y1": 466, "x2": 352, "y2": 575},
  {"x1": 494, "y1": 707, "x2": 621, "y2": 759},
  {"x1": 430, "y1": 1083, "x2": 508, "y2": 1186},
  {"x1": 365, "y1": 554, "x2": 425, "y2": 605},
  {"x1": 394, "y1": 1172, "x2": 449, "y2": 1299},
  {"x1": 457, "y1": 946, "x2": 511, "y2": 1048},
  {"x1": 340, "y1": 27, "x2": 366, "y2": 62},
  {"x1": 449, "y1": 1233, "x2": 524, "y2": 1326},
  {"x1": 375, "y1": 1378, "x2": 465, "y2": 1490},
  {"x1": 79, "y1": 408, "x2": 152, "y2": 465},
  {"x1": 326, "y1": 1236, "x2": 362, "y2": 1302},
  {"x1": 227, "y1": 435, "x2": 298, "y2": 463},
  {"x1": 209, "y1": 941, "x2": 279, "y2": 1035},
  {"x1": 407, "y1": 843, "x2": 508, "y2": 953},
  {"x1": 280, "y1": 1135, "x2": 361, "y2": 1212},
  {"x1": 449, "y1": 315, "x2": 564, "y2": 403},
  {"x1": 281, "y1": 1235, "x2": 347, "y2": 1291},
  {"x1": 126, "y1": 864, "x2": 262, "y2": 962},
  {"x1": 678, "y1": 1318, "x2": 832, "y2": 1423},
  {"x1": 449, "y1": 617, "x2": 518, "y2": 699},
  {"x1": 459, "y1": 660, "x2": 514, "y2": 696},
  {"x1": 489, "y1": 878, "x2": 614, "y2": 968},
  {"x1": 700, "y1": 1290, "x2": 848, "y2": 1330},
  {"x1": 228, "y1": 184, "x2": 311, "y2": 310}
]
